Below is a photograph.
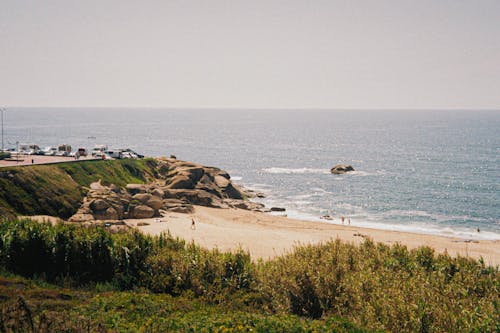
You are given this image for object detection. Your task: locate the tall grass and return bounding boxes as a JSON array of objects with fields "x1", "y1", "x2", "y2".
[
  {"x1": 258, "y1": 239, "x2": 499, "y2": 331},
  {"x1": 0, "y1": 218, "x2": 498, "y2": 332}
]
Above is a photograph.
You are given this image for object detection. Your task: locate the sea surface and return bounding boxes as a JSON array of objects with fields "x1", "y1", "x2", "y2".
[{"x1": 3, "y1": 108, "x2": 499, "y2": 240}]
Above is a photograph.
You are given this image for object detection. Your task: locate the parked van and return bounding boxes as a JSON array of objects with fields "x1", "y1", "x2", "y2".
[
  {"x1": 57, "y1": 144, "x2": 72, "y2": 156},
  {"x1": 77, "y1": 148, "x2": 88, "y2": 157}
]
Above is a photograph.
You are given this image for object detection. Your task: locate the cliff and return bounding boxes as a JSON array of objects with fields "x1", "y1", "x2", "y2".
[{"x1": 0, "y1": 158, "x2": 259, "y2": 221}]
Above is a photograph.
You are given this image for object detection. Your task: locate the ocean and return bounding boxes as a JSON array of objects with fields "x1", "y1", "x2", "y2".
[{"x1": 2, "y1": 108, "x2": 499, "y2": 240}]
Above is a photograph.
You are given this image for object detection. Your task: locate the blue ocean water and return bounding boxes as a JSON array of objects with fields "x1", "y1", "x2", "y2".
[{"x1": 2, "y1": 108, "x2": 499, "y2": 239}]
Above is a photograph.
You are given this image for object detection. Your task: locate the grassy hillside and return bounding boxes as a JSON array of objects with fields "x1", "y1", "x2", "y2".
[
  {"x1": 0, "y1": 219, "x2": 497, "y2": 332},
  {"x1": 0, "y1": 159, "x2": 160, "y2": 219}
]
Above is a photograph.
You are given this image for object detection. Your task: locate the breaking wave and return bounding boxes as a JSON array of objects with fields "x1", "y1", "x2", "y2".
[{"x1": 261, "y1": 167, "x2": 330, "y2": 174}]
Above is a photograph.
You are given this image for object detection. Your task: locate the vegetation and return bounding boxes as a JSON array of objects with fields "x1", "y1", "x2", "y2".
[
  {"x1": 0, "y1": 159, "x2": 160, "y2": 219},
  {"x1": 0, "y1": 152, "x2": 11, "y2": 160},
  {"x1": 0, "y1": 218, "x2": 498, "y2": 332}
]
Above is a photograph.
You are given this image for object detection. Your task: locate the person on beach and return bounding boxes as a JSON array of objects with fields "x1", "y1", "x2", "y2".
[
  {"x1": 348, "y1": 217, "x2": 351, "y2": 225},
  {"x1": 341, "y1": 216, "x2": 345, "y2": 224},
  {"x1": 191, "y1": 217, "x2": 196, "y2": 230}
]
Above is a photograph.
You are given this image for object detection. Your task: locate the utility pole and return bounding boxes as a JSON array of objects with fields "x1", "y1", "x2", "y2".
[{"x1": 1, "y1": 108, "x2": 4, "y2": 152}]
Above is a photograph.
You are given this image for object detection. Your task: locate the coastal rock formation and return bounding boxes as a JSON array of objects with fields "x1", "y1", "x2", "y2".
[
  {"x1": 69, "y1": 157, "x2": 266, "y2": 222},
  {"x1": 330, "y1": 164, "x2": 355, "y2": 174}
]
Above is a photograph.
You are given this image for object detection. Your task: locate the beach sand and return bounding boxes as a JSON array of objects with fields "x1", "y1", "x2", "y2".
[{"x1": 125, "y1": 205, "x2": 500, "y2": 266}]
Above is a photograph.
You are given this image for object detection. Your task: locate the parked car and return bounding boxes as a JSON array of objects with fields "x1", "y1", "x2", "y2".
[
  {"x1": 122, "y1": 148, "x2": 144, "y2": 158},
  {"x1": 43, "y1": 147, "x2": 58, "y2": 156},
  {"x1": 91, "y1": 145, "x2": 108, "y2": 156},
  {"x1": 19, "y1": 144, "x2": 41, "y2": 155},
  {"x1": 120, "y1": 152, "x2": 133, "y2": 159}
]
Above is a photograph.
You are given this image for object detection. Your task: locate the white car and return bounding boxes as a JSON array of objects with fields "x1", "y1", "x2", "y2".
[
  {"x1": 43, "y1": 147, "x2": 58, "y2": 156},
  {"x1": 120, "y1": 152, "x2": 133, "y2": 159}
]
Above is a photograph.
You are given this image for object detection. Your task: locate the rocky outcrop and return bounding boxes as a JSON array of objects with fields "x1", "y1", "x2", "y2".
[
  {"x1": 330, "y1": 164, "x2": 355, "y2": 174},
  {"x1": 69, "y1": 158, "x2": 267, "y2": 222}
]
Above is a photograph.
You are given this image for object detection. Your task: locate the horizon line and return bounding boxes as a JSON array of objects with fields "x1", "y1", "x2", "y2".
[{"x1": 2, "y1": 106, "x2": 500, "y2": 112}]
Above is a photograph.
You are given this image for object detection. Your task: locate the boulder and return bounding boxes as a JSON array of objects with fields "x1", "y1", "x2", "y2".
[
  {"x1": 242, "y1": 189, "x2": 266, "y2": 198},
  {"x1": 330, "y1": 164, "x2": 355, "y2": 174},
  {"x1": 225, "y1": 199, "x2": 265, "y2": 211},
  {"x1": 270, "y1": 207, "x2": 286, "y2": 212},
  {"x1": 109, "y1": 184, "x2": 120, "y2": 193},
  {"x1": 214, "y1": 175, "x2": 230, "y2": 188},
  {"x1": 165, "y1": 189, "x2": 219, "y2": 207},
  {"x1": 151, "y1": 188, "x2": 165, "y2": 198},
  {"x1": 168, "y1": 205, "x2": 194, "y2": 213},
  {"x1": 223, "y1": 183, "x2": 244, "y2": 199},
  {"x1": 89, "y1": 199, "x2": 110, "y2": 211},
  {"x1": 146, "y1": 197, "x2": 163, "y2": 210},
  {"x1": 161, "y1": 199, "x2": 194, "y2": 214},
  {"x1": 163, "y1": 198, "x2": 188, "y2": 206},
  {"x1": 94, "y1": 206, "x2": 119, "y2": 220},
  {"x1": 184, "y1": 167, "x2": 205, "y2": 182},
  {"x1": 132, "y1": 193, "x2": 152, "y2": 204},
  {"x1": 131, "y1": 205, "x2": 155, "y2": 219},
  {"x1": 69, "y1": 213, "x2": 95, "y2": 222},
  {"x1": 167, "y1": 175, "x2": 195, "y2": 189},
  {"x1": 126, "y1": 184, "x2": 147, "y2": 194}
]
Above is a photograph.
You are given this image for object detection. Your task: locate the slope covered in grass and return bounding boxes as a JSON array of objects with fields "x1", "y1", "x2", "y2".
[{"x1": 0, "y1": 159, "x2": 160, "y2": 219}]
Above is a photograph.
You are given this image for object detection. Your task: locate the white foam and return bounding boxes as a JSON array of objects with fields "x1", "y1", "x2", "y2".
[
  {"x1": 381, "y1": 210, "x2": 488, "y2": 223},
  {"x1": 231, "y1": 176, "x2": 243, "y2": 181},
  {"x1": 261, "y1": 167, "x2": 385, "y2": 177},
  {"x1": 349, "y1": 170, "x2": 385, "y2": 177},
  {"x1": 288, "y1": 194, "x2": 314, "y2": 200},
  {"x1": 261, "y1": 167, "x2": 330, "y2": 174},
  {"x1": 257, "y1": 200, "x2": 500, "y2": 241}
]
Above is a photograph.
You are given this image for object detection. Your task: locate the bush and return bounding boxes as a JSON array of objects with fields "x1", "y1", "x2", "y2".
[
  {"x1": 0, "y1": 218, "x2": 498, "y2": 332},
  {"x1": 0, "y1": 152, "x2": 11, "y2": 160},
  {"x1": 258, "y1": 239, "x2": 500, "y2": 332}
]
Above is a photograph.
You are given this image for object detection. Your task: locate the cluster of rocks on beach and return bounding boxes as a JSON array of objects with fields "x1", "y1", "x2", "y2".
[
  {"x1": 69, "y1": 158, "x2": 268, "y2": 222},
  {"x1": 68, "y1": 158, "x2": 357, "y2": 223}
]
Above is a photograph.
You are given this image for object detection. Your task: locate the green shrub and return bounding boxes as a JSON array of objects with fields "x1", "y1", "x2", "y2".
[
  {"x1": 258, "y1": 239, "x2": 499, "y2": 332},
  {"x1": 0, "y1": 218, "x2": 498, "y2": 332},
  {"x1": 0, "y1": 152, "x2": 11, "y2": 160}
]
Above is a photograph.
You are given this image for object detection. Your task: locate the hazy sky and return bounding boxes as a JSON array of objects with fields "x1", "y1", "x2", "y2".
[{"x1": 1, "y1": 0, "x2": 499, "y2": 109}]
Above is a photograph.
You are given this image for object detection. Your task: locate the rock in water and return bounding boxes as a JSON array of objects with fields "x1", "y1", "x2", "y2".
[{"x1": 330, "y1": 164, "x2": 355, "y2": 174}]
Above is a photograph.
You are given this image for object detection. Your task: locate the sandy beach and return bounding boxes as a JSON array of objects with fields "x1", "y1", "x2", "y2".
[{"x1": 125, "y1": 205, "x2": 500, "y2": 266}]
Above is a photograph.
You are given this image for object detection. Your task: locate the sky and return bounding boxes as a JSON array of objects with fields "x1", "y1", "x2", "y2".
[{"x1": 0, "y1": 0, "x2": 499, "y2": 109}]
